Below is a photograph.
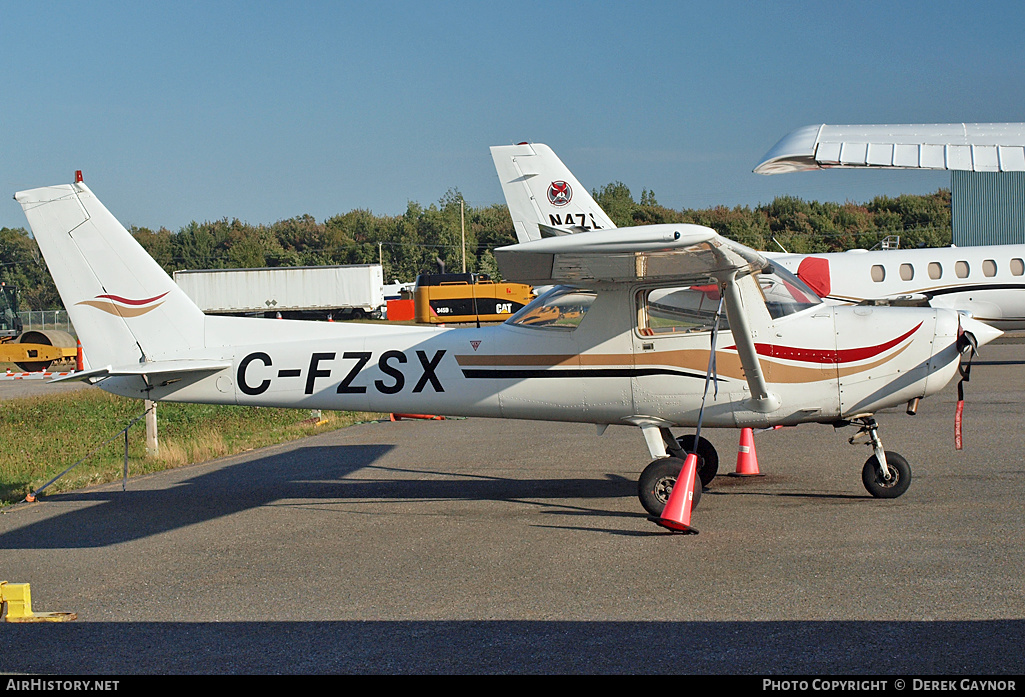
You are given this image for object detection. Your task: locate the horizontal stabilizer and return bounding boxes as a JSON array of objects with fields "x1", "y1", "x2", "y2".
[
  {"x1": 48, "y1": 359, "x2": 231, "y2": 385},
  {"x1": 538, "y1": 223, "x2": 576, "y2": 237}
]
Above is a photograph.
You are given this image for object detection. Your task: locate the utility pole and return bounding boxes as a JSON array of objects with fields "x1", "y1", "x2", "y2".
[{"x1": 461, "y1": 198, "x2": 466, "y2": 273}]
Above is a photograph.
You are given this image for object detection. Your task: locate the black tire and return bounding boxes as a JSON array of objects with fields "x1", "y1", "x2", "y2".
[
  {"x1": 638, "y1": 457, "x2": 702, "y2": 517},
  {"x1": 862, "y1": 451, "x2": 912, "y2": 499},
  {"x1": 675, "y1": 434, "x2": 719, "y2": 486}
]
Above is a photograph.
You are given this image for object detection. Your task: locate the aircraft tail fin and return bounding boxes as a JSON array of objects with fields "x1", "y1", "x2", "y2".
[
  {"x1": 491, "y1": 143, "x2": 616, "y2": 243},
  {"x1": 15, "y1": 180, "x2": 206, "y2": 370}
]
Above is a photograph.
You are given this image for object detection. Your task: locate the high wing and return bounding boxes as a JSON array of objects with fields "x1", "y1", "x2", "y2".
[
  {"x1": 494, "y1": 223, "x2": 766, "y2": 286},
  {"x1": 754, "y1": 123, "x2": 1025, "y2": 174}
]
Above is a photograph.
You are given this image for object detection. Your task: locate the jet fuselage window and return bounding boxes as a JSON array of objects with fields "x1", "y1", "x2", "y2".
[
  {"x1": 956, "y1": 261, "x2": 970, "y2": 279},
  {"x1": 928, "y1": 262, "x2": 943, "y2": 280},
  {"x1": 900, "y1": 263, "x2": 914, "y2": 281},
  {"x1": 506, "y1": 286, "x2": 595, "y2": 330},
  {"x1": 983, "y1": 260, "x2": 997, "y2": 278},
  {"x1": 1011, "y1": 258, "x2": 1025, "y2": 276},
  {"x1": 871, "y1": 265, "x2": 885, "y2": 282}
]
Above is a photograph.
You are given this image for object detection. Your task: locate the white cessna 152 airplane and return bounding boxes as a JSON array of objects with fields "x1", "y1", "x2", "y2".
[{"x1": 16, "y1": 164, "x2": 999, "y2": 528}]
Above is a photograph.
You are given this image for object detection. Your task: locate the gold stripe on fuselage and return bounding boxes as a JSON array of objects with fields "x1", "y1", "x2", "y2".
[{"x1": 454, "y1": 341, "x2": 912, "y2": 384}]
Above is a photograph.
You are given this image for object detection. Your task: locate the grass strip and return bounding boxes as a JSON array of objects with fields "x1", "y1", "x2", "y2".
[{"x1": 0, "y1": 387, "x2": 381, "y2": 505}]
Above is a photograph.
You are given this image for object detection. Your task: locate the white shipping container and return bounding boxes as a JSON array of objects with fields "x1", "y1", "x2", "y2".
[{"x1": 173, "y1": 264, "x2": 385, "y2": 315}]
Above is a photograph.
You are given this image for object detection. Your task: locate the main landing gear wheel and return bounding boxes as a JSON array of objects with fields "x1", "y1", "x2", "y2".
[
  {"x1": 861, "y1": 451, "x2": 911, "y2": 499},
  {"x1": 638, "y1": 457, "x2": 702, "y2": 517},
  {"x1": 675, "y1": 434, "x2": 719, "y2": 486}
]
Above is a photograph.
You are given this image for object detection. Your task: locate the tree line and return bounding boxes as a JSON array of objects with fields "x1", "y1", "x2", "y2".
[{"x1": 0, "y1": 185, "x2": 952, "y2": 311}]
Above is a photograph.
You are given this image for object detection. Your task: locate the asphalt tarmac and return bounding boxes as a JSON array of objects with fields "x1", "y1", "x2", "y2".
[{"x1": 1, "y1": 343, "x2": 1024, "y2": 675}]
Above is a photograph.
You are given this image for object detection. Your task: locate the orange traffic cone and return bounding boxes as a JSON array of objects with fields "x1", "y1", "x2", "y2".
[
  {"x1": 729, "y1": 427, "x2": 764, "y2": 477},
  {"x1": 75, "y1": 340, "x2": 84, "y2": 372},
  {"x1": 650, "y1": 453, "x2": 700, "y2": 534},
  {"x1": 390, "y1": 413, "x2": 445, "y2": 421}
]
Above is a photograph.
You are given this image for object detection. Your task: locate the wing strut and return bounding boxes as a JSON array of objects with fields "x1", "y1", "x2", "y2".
[{"x1": 719, "y1": 271, "x2": 780, "y2": 413}]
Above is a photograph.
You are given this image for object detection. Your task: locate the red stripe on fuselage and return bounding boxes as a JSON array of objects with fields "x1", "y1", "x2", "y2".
[{"x1": 729, "y1": 322, "x2": 922, "y2": 365}]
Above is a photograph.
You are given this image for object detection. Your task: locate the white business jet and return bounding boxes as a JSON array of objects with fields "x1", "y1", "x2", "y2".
[
  {"x1": 16, "y1": 167, "x2": 998, "y2": 524},
  {"x1": 755, "y1": 123, "x2": 1025, "y2": 330}
]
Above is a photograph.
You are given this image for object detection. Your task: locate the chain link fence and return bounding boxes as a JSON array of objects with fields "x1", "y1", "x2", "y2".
[{"x1": 18, "y1": 310, "x2": 76, "y2": 337}]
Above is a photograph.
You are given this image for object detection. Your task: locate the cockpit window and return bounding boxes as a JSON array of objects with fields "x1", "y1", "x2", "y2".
[
  {"x1": 507, "y1": 286, "x2": 595, "y2": 330},
  {"x1": 637, "y1": 264, "x2": 820, "y2": 336},
  {"x1": 757, "y1": 264, "x2": 821, "y2": 319},
  {"x1": 637, "y1": 284, "x2": 728, "y2": 336}
]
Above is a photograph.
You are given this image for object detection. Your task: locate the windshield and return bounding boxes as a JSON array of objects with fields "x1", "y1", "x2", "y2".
[
  {"x1": 506, "y1": 285, "x2": 596, "y2": 330},
  {"x1": 758, "y1": 264, "x2": 821, "y2": 319}
]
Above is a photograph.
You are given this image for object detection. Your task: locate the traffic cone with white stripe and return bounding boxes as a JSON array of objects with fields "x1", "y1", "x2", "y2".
[
  {"x1": 650, "y1": 453, "x2": 700, "y2": 534},
  {"x1": 729, "y1": 427, "x2": 764, "y2": 477}
]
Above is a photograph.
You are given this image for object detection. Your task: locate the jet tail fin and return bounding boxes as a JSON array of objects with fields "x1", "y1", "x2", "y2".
[
  {"x1": 491, "y1": 143, "x2": 617, "y2": 243},
  {"x1": 15, "y1": 181, "x2": 206, "y2": 370}
]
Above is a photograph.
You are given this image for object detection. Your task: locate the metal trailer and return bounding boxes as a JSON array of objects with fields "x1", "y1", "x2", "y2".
[{"x1": 173, "y1": 264, "x2": 386, "y2": 320}]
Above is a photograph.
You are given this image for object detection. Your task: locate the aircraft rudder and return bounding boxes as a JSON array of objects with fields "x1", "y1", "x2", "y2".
[{"x1": 16, "y1": 180, "x2": 206, "y2": 368}]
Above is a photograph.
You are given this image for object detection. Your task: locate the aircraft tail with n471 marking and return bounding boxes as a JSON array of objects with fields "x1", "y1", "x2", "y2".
[
  {"x1": 15, "y1": 166, "x2": 1001, "y2": 523},
  {"x1": 491, "y1": 143, "x2": 616, "y2": 243}
]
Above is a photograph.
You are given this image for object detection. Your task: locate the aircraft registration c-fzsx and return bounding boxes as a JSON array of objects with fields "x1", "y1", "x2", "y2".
[{"x1": 16, "y1": 164, "x2": 999, "y2": 531}]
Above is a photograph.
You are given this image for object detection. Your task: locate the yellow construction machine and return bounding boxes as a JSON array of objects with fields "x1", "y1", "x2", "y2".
[
  {"x1": 414, "y1": 273, "x2": 533, "y2": 324},
  {"x1": 0, "y1": 284, "x2": 77, "y2": 372}
]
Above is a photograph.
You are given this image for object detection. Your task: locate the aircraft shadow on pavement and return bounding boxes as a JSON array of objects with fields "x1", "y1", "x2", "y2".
[
  {"x1": 0, "y1": 445, "x2": 639, "y2": 550},
  {"x1": 2, "y1": 618, "x2": 1022, "y2": 674}
]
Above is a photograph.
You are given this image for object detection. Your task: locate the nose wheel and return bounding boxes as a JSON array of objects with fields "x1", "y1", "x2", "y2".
[
  {"x1": 862, "y1": 451, "x2": 911, "y2": 498},
  {"x1": 849, "y1": 417, "x2": 913, "y2": 499}
]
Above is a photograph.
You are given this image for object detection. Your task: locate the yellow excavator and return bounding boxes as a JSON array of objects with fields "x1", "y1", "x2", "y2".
[
  {"x1": 413, "y1": 273, "x2": 533, "y2": 324},
  {"x1": 0, "y1": 284, "x2": 77, "y2": 372}
]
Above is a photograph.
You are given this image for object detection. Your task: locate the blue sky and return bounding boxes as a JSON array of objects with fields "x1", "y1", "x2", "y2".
[{"x1": 3, "y1": 1, "x2": 1024, "y2": 232}]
